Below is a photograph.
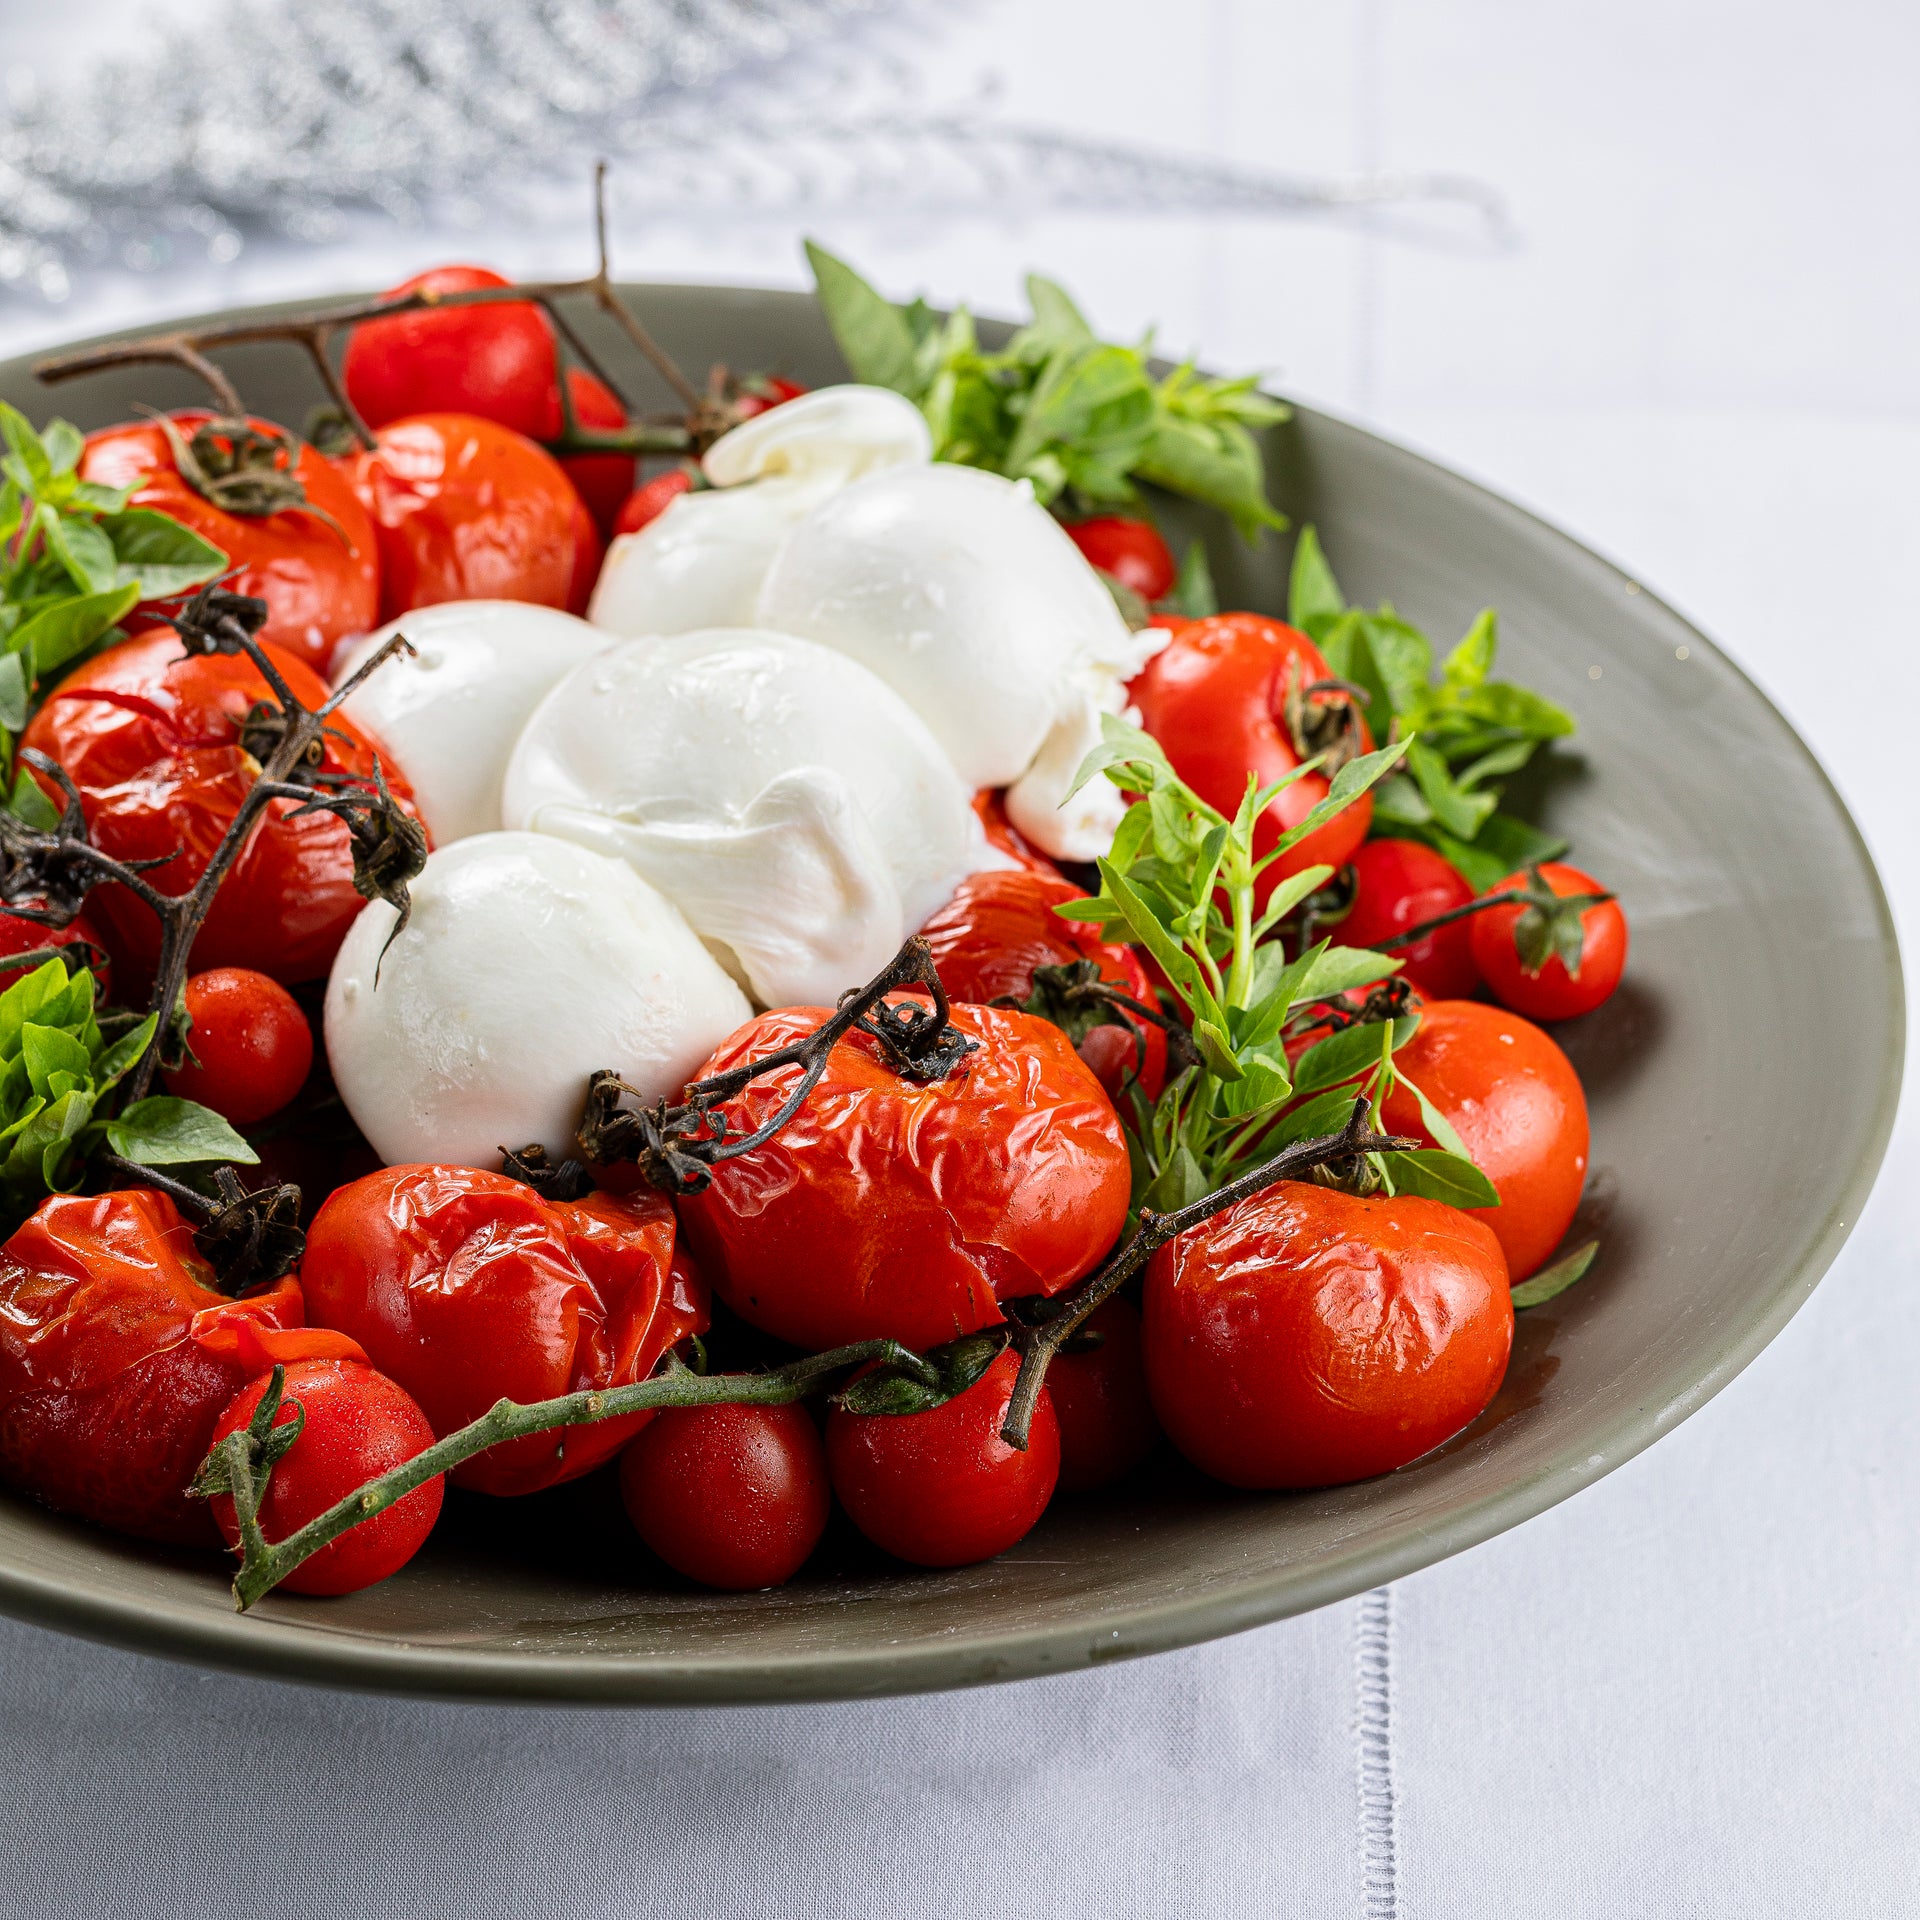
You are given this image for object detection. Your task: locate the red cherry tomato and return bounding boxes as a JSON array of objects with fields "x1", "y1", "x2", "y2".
[
  {"x1": 557, "y1": 365, "x2": 636, "y2": 539},
  {"x1": 731, "y1": 374, "x2": 809, "y2": 419},
  {"x1": 612, "y1": 466, "x2": 698, "y2": 539},
  {"x1": 1380, "y1": 999, "x2": 1589, "y2": 1281},
  {"x1": 970, "y1": 788, "x2": 1062, "y2": 879},
  {"x1": 1129, "y1": 614, "x2": 1374, "y2": 902},
  {"x1": 618, "y1": 1402, "x2": 828, "y2": 1590},
  {"x1": 1144, "y1": 1180, "x2": 1512, "y2": 1488},
  {"x1": 565, "y1": 489, "x2": 603, "y2": 619},
  {"x1": 79, "y1": 414, "x2": 379, "y2": 675},
  {"x1": 1469, "y1": 861, "x2": 1629, "y2": 1022},
  {"x1": 1047, "y1": 1296, "x2": 1159, "y2": 1492},
  {"x1": 21, "y1": 629, "x2": 423, "y2": 985},
  {"x1": 341, "y1": 413, "x2": 579, "y2": 622},
  {"x1": 827, "y1": 1347, "x2": 1059, "y2": 1567},
  {"x1": 1338, "y1": 838, "x2": 1480, "y2": 999},
  {"x1": 209, "y1": 1358, "x2": 443, "y2": 1596},
  {"x1": 300, "y1": 1165, "x2": 708, "y2": 1498},
  {"x1": 161, "y1": 967, "x2": 314, "y2": 1125},
  {"x1": 1064, "y1": 514, "x2": 1178, "y2": 602},
  {"x1": 0, "y1": 1191, "x2": 363, "y2": 1543},
  {"x1": 674, "y1": 1002, "x2": 1131, "y2": 1354},
  {"x1": 918, "y1": 866, "x2": 1167, "y2": 1103},
  {"x1": 0, "y1": 905, "x2": 112, "y2": 999}
]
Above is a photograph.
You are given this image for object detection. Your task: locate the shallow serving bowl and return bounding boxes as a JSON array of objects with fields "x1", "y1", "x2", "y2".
[{"x1": 0, "y1": 286, "x2": 1899, "y2": 1702}]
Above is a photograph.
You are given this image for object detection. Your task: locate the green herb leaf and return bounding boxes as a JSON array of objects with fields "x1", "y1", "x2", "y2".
[
  {"x1": 804, "y1": 241, "x2": 923, "y2": 395},
  {"x1": 1287, "y1": 525, "x2": 1347, "y2": 641},
  {"x1": 1162, "y1": 539, "x2": 1218, "y2": 619},
  {"x1": 105, "y1": 1096, "x2": 259, "y2": 1167},
  {"x1": 0, "y1": 653, "x2": 27, "y2": 734},
  {"x1": 8, "y1": 582, "x2": 140, "y2": 681},
  {"x1": 1378, "y1": 1148, "x2": 1501, "y2": 1208},
  {"x1": 1511, "y1": 1240, "x2": 1599, "y2": 1309},
  {"x1": 99, "y1": 508, "x2": 228, "y2": 598},
  {"x1": 1294, "y1": 945, "x2": 1401, "y2": 1004},
  {"x1": 42, "y1": 510, "x2": 118, "y2": 594},
  {"x1": 1291, "y1": 1014, "x2": 1419, "y2": 1098},
  {"x1": 5, "y1": 768, "x2": 58, "y2": 831}
]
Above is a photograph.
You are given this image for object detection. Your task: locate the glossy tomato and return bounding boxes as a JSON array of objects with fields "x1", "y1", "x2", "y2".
[
  {"x1": 1064, "y1": 514, "x2": 1178, "y2": 602},
  {"x1": 612, "y1": 466, "x2": 698, "y2": 539},
  {"x1": 1047, "y1": 1296, "x2": 1159, "y2": 1493},
  {"x1": 971, "y1": 788, "x2": 1061, "y2": 879},
  {"x1": 162, "y1": 967, "x2": 314, "y2": 1125},
  {"x1": 0, "y1": 1190, "x2": 362, "y2": 1543},
  {"x1": 342, "y1": 413, "x2": 579, "y2": 622},
  {"x1": 619, "y1": 1402, "x2": 829, "y2": 1590},
  {"x1": 0, "y1": 905, "x2": 112, "y2": 999},
  {"x1": 210, "y1": 1357, "x2": 443, "y2": 1596},
  {"x1": 827, "y1": 1347, "x2": 1059, "y2": 1567},
  {"x1": 1469, "y1": 861, "x2": 1628, "y2": 1022},
  {"x1": 1338, "y1": 838, "x2": 1479, "y2": 999},
  {"x1": 731, "y1": 374, "x2": 808, "y2": 419},
  {"x1": 21, "y1": 629, "x2": 422, "y2": 985},
  {"x1": 1129, "y1": 613, "x2": 1374, "y2": 901},
  {"x1": 918, "y1": 865, "x2": 1167, "y2": 1103},
  {"x1": 300, "y1": 1165, "x2": 708, "y2": 1498},
  {"x1": 1144, "y1": 1180, "x2": 1512, "y2": 1488},
  {"x1": 565, "y1": 490, "x2": 603, "y2": 618},
  {"x1": 80, "y1": 414, "x2": 378, "y2": 675},
  {"x1": 674, "y1": 1002, "x2": 1131, "y2": 1354},
  {"x1": 558, "y1": 365, "x2": 636, "y2": 538}
]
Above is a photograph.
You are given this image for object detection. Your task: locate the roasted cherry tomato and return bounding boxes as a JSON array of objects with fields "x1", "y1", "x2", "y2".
[
  {"x1": 22, "y1": 629, "x2": 422, "y2": 985},
  {"x1": 0, "y1": 905, "x2": 112, "y2": 999},
  {"x1": 341, "y1": 413, "x2": 580, "y2": 621},
  {"x1": 300, "y1": 1165, "x2": 708, "y2": 1498},
  {"x1": 827, "y1": 1347, "x2": 1059, "y2": 1567},
  {"x1": 619, "y1": 1402, "x2": 829, "y2": 1590},
  {"x1": 731, "y1": 374, "x2": 808, "y2": 419},
  {"x1": 1469, "y1": 861, "x2": 1628, "y2": 1022},
  {"x1": 565, "y1": 489, "x2": 604, "y2": 618},
  {"x1": 1129, "y1": 613, "x2": 1374, "y2": 900},
  {"x1": 79, "y1": 414, "x2": 379, "y2": 675},
  {"x1": 558, "y1": 365, "x2": 636, "y2": 538},
  {"x1": 161, "y1": 967, "x2": 314, "y2": 1125},
  {"x1": 1144, "y1": 1180, "x2": 1512, "y2": 1488},
  {"x1": 1338, "y1": 838, "x2": 1480, "y2": 999},
  {"x1": 210, "y1": 1358, "x2": 443, "y2": 1596},
  {"x1": 971, "y1": 788, "x2": 1061, "y2": 879},
  {"x1": 675, "y1": 1002, "x2": 1131, "y2": 1354},
  {"x1": 612, "y1": 466, "x2": 698, "y2": 539},
  {"x1": 1381, "y1": 999, "x2": 1590, "y2": 1281},
  {"x1": 0, "y1": 1190, "x2": 362, "y2": 1543},
  {"x1": 919, "y1": 866, "x2": 1167, "y2": 1104},
  {"x1": 1047, "y1": 1296, "x2": 1159, "y2": 1492},
  {"x1": 1063, "y1": 514, "x2": 1177, "y2": 602}
]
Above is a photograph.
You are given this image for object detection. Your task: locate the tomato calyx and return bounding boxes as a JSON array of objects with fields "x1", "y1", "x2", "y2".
[
  {"x1": 1363, "y1": 864, "x2": 1615, "y2": 978},
  {"x1": 835, "y1": 1328, "x2": 1005, "y2": 1418},
  {"x1": 146, "y1": 410, "x2": 346, "y2": 539},
  {"x1": 993, "y1": 957, "x2": 1199, "y2": 1076},
  {"x1": 1282, "y1": 659, "x2": 1371, "y2": 777},
  {"x1": 498, "y1": 1141, "x2": 595, "y2": 1204},
  {"x1": 96, "y1": 1156, "x2": 307, "y2": 1295}
]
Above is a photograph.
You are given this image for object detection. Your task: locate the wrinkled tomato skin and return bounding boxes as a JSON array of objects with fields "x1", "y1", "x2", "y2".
[
  {"x1": 612, "y1": 467, "x2": 698, "y2": 539},
  {"x1": 341, "y1": 413, "x2": 579, "y2": 621},
  {"x1": 0, "y1": 905, "x2": 112, "y2": 999},
  {"x1": 80, "y1": 415, "x2": 379, "y2": 675},
  {"x1": 1048, "y1": 1296, "x2": 1159, "y2": 1493},
  {"x1": 619, "y1": 1402, "x2": 829, "y2": 1590},
  {"x1": 1381, "y1": 999, "x2": 1589, "y2": 1282},
  {"x1": 1339, "y1": 838, "x2": 1480, "y2": 1000},
  {"x1": 211, "y1": 1358, "x2": 443, "y2": 1596},
  {"x1": 1144, "y1": 1180, "x2": 1512, "y2": 1489},
  {"x1": 971, "y1": 788, "x2": 1062, "y2": 879},
  {"x1": 675, "y1": 1002, "x2": 1131, "y2": 1355},
  {"x1": 1064, "y1": 514, "x2": 1178, "y2": 602},
  {"x1": 21, "y1": 630, "x2": 422, "y2": 986},
  {"x1": 1129, "y1": 614, "x2": 1373, "y2": 899},
  {"x1": 0, "y1": 1191, "x2": 361, "y2": 1543},
  {"x1": 919, "y1": 866, "x2": 1167, "y2": 1103},
  {"x1": 1469, "y1": 861, "x2": 1629, "y2": 1023},
  {"x1": 558, "y1": 367, "x2": 635, "y2": 538},
  {"x1": 300, "y1": 1165, "x2": 708, "y2": 1498},
  {"x1": 827, "y1": 1348, "x2": 1060, "y2": 1567}
]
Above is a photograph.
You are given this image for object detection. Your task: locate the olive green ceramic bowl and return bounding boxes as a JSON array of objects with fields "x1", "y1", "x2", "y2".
[{"x1": 0, "y1": 287, "x2": 1898, "y2": 1702}]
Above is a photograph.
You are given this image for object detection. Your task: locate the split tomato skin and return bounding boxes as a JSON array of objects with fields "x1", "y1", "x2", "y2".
[
  {"x1": 827, "y1": 1347, "x2": 1060, "y2": 1567},
  {"x1": 21, "y1": 629, "x2": 423, "y2": 985},
  {"x1": 619, "y1": 1402, "x2": 829, "y2": 1590},
  {"x1": 1047, "y1": 1296, "x2": 1159, "y2": 1493},
  {"x1": 675, "y1": 1002, "x2": 1132, "y2": 1355},
  {"x1": 1128, "y1": 613, "x2": 1374, "y2": 899},
  {"x1": 1144, "y1": 1180, "x2": 1513, "y2": 1489},
  {"x1": 161, "y1": 967, "x2": 314, "y2": 1125},
  {"x1": 210, "y1": 1358, "x2": 443, "y2": 1597},
  {"x1": 79, "y1": 414, "x2": 379, "y2": 675},
  {"x1": 300, "y1": 1165, "x2": 708, "y2": 1498},
  {"x1": 1064, "y1": 514, "x2": 1178, "y2": 602},
  {"x1": 1469, "y1": 861, "x2": 1629, "y2": 1022},
  {"x1": 1339, "y1": 838, "x2": 1480, "y2": 999}
]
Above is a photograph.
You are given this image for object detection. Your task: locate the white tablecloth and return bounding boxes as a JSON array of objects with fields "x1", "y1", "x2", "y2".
[{"x1": 0, "y1": 1, "x2": 1915, "y2": 1913}]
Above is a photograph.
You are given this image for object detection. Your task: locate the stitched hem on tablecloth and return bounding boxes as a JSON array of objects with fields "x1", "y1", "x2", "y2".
[{"x1": 1355, "y1": 1585, "x2": 1399, "y2": 1920}]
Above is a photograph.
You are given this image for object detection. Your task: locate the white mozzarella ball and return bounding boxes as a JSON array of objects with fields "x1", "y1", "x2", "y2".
[
  {"x1": 502, "y1": 628, "x2": 981, "y2": 1008},
  {"x1": 586, "y1": 386, "x2": 931, "y2": 640},
  {"x1": 330, "y1": 602, "x2": 609, "y2": 845},
  {"x1": 325, "y1": 832, "x2": 749, "y2": 1170}
]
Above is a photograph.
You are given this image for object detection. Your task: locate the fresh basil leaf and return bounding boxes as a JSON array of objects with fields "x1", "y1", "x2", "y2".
[
  {"x1": 0, "y1": 652, "x2": 27, "y2": 734},
  {"x1": 1370, "y1": 772, "x2": 1432, "y2": 828},
  {"x1": 1264, "y1": 1087, "x2": 1364, "y2": 1150},
  {"x1": 0, "y1": 403, "x2": 52, "y2": 496},
  {"x1": 1287, "y1": 525, "x2": 1347, "y2": 640},
  {"x1": 99, "y1": 508, "x2": 227, "y2": 598},
  {"x1": 9, "y1": 582, "x2": 140, "y2": 681},
  {"x1": 105, "y1": 1095, "x2": 259, "y2": 1167},
  {"x1": 40, "y1": 420, "x2": 82, "y2": 479},
  {"x1": 1454, "y1": 738, "x2": 1538, "y2": 789},
  {"x1": 1191, "y1": 1018, "x2": 1243, "y2": 1082},
  {"x1": 1065, "y1": 708, "x2": 1178, "y2": 802},
  {"x1": 1140, "y1": 1143, "x2": 1210, "y2": 1214},
  {"x1": 1291, "y1": 1014, "x2": 1419, "y2": 1098},
  {"x1": 1023, "y1": 273, "x2": 1095, "y2": 349},
  {"x1": 1249, "y1": 862, "x2": 1336, "y2": 942},
  {"x1": 91, "y1": 1013, "x2": 158, "y2": 1093},
  {"x1": 1005, "y1": 341, "x2": 1156, "y2": 488},
  {"x1": 5, "y1": 768, "x2": 58, "y2": 832},
  {"x1": 1459, "y1": 681, "x2": 1576, "y2": 740},
  {"x1": 1510, "y1": 1240, "x2": 1599, "y2": 1309},
  {"x1": 1393, "y1": 1068, "x2": 1472, "y2": 1160},
  {"x1": 1408, "y1": 739, "x2": 1497, "y2": 840},
  {"x1": 1135, "y1": 411, "x2": 1284, "y2": 542},
  {"x1": 804, "y1": 241, "x2": 922, "y2": 395},
  {"x1": 1293, "y1": 945, "x2": 1401, "y2": 1004},
  {"x1": 1379, "y1": 1148, "x2": 1500, "y2": 1208},
  {"x1": 42, "y1": 510, "x2": 117, "y2": 594},
  {"x1": 1215, "y1": 1045, "x2": 1292, "y2": 1119},
  {"x1": 20, "y1": 1023, "x2": 92, "y2": 1101},
  {"x1": 1262, "y1": 736, "x2": 1410, "y2": 864},
  {"x1": 1441, "y1": 609, "x2": 1497, "y2": 694},
  {"x1": 1161, "y1": 538, "x2": 1218, "y2": 620}
]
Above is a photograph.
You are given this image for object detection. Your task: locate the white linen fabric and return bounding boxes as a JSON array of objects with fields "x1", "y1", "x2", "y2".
[{"x1": 0, "y1": 1, "x2": 1916, "y2": 1914}]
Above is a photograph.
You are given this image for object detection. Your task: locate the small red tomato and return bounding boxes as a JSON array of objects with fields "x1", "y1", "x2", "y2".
[
  {"x1": 0, "y1": 905, "x2": 112, "y2": 999},
  {"x1": 971, "y1": 788, "x2": 1062, "y2": 879},
  {"x1": 300, "y1": 1165, "x2": 708, "y2": 1498},
  {"x1": 675, "y1": 1002, "x2": 1131, "y2": 1354},
  {"x1": 827, "y1": 1347, "x2": 1059, "y2": 1567},
  {"x1": 1130, "y1": 613, "x2": 1374, "y2": 901},
  {"x1": 612, "y1": 466, "x2": 698, "y2": 539},
  {"x1": 162, "y1": 967, "x2": 314, "y2": 1125},
  {"x1": 1338, "y1": 838, "x2": 1480, "y2": 999},
  {"x1": 209, "y1": 1358, "x2": 443, "y2": 1596},
  {"x1": 731, "y1": 374, "x2": 808, "y2": 420},
  {"x1": 1064, "y1": 514, "x2": 1178, "y2": 602},
  {"x1": 619, "y1": 1402, "x2": 829, "y2": 1590},
  {"x1": 557, "y1": 366, "x2": 636, "y2": 538},
  {"x1": 80, "y1": 414, "x2": 379, "y2": 675},
  {"x1": 1145, "y1": 1181, "x2": 1512, "y2": 1489},
  {"x1": 1047, "y1": 1297, "x2": 1158, "y2": 1493},
  {"x1": 1469, "y1": 861, "x2": 1629, "y2": 1022},
  {"x1": 565, "y1": 489, "x2": 603, "y2": 618},
  {"x1": 341, "y1": 413, "x2": 580, "y2": 621}
]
